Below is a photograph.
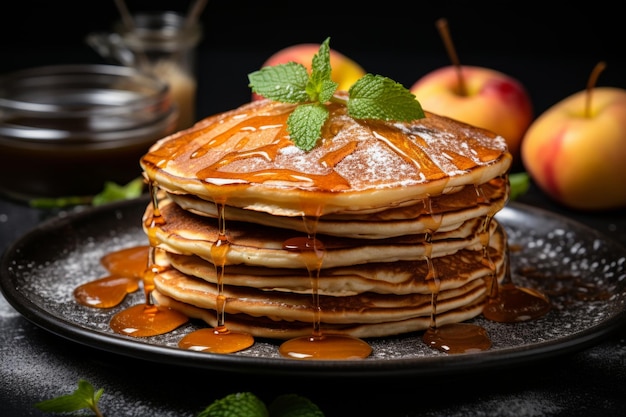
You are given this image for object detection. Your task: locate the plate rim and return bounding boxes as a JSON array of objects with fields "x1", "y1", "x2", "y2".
[{"x1": 2, "y1": 196, "x2": 626, "y2": 377}]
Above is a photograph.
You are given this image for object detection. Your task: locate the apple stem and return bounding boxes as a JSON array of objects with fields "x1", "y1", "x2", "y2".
[
  {"x1": 436, "y1": 18, "x2": 467, "y2": 96},
  {"x1": 585, "y1": 61, "x2": 607, "y2": 118}
]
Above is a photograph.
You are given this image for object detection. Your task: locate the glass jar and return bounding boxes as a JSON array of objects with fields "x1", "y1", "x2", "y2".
[
  {"x1": 0, "y1": 64, "x2": 178, "y2": 201},
  {"x1": 87, "y1": 11, "x2": 202, "y2": 131}
]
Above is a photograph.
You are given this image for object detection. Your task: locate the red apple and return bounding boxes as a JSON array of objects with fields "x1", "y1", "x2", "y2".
[
  {"x1": 252, "y1": 43, "x2": 366, "y2": 100},
  {"x1": 410, "y1": 65, "x2": 533, "y2": 163},
  {"x1": 521, "y1": 86, "x2": 626, "y2": 211}
]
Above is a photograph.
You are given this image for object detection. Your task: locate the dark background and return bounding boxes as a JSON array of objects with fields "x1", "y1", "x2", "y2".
[
  {"x1": 2, "y1": 3, "x2": 626, "y2": 416},
  {"x1": 2, "y1": 0, "x2": 625, "y2": 120}
]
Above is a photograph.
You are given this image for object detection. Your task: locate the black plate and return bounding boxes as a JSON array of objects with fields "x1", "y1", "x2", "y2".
[{"x1": 2, "y1": 196, "x2": 626, "y2": 377}]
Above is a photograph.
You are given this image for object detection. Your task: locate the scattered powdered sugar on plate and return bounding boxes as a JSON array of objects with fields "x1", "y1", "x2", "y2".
[{"x1": 1, "y1": 198, "x2": 625, "y2": 377}]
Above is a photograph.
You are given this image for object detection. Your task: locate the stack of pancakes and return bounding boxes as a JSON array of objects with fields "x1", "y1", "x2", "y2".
[{"x1": 140, "y1": 97, "x2": 512, "y2": 340}]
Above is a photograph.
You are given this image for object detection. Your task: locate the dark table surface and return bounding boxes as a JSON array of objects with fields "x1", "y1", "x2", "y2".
[{"x1": 2, "y1": 5, "x2": 626, "y2": 414}]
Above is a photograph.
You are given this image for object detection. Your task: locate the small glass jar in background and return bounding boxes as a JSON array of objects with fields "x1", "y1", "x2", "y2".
[
  {"x1": 88, "y1": 11, "x2": 202, "y2": 132},
  {"x1": 0, "y1": 64, "x2": 178, "y2": 201}
]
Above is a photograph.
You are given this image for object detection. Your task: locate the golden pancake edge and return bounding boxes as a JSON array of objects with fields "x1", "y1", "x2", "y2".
[{"x1": 140, "y1": 95, "x2": 513, "y2": 341}]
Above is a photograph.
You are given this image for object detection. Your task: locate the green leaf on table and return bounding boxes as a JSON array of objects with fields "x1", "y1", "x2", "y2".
[
  {"x1": 28, "y1": 195, "x2": 92, "y2": 208},
  {"x1": 34, "y1": 379, "x2": 324, "y2": 417},
  {"x1": 34, "y1": 379, "x2": 104, "y2": 417},
  {"x1": 509, "y1": 172, "x2": 530, "y2": 200},
  {"x1": 197, "y1": 392, "x2": 324, "y2": 417},
  {"x1": 268, "y1": 394, "x2": 325, "y2": 417},
  {"x1": 197, "y1": 392, "x2": 268, "y2": 417},
  {"x1": 91, "y1": 177, "x2": 145, "y2": 206},
  {"x1": 29, "y1": 177, "x2": 145, "y2": 209}
]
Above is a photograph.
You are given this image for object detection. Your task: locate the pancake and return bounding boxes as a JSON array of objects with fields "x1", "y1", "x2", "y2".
[
  {"x1": 151, "y1": 251, "x2": 505, "y2": 339},
  {"x1": 166, "y1": 177, "x2": 508, "y2": 239},
  {"x1": 161, "y1": 221, "x2": 505, "y2": 296},
  {"x1": 153, "y1": 268, "x2": 489, "y2": 324},
  {"x1": 140, "y1": 93, "x2": 513, "y2": 342},
  {"x1": 144, "y1": 194, "x2": 501, "y2": 269},
  {"x1": 151, "y1": 289, "x2": 488, "y2": 339},
  {"x1": 140, "y1": 97, "x2": 512, "y2": 217}
]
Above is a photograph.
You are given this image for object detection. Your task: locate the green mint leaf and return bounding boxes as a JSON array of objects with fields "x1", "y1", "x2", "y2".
[
  {"x1": 35, "y1": 379, "x2": 104, "y2": 417},
  {"x1": 29, "y1": 195, "x2": 92, "y2": 208},
  {"x1": 268, "y1": 394, "x2": 325, "y2": 417},
  {"x1": 92, "y1": 177, "x2": 145, "y2": 206},
  {"x1": 287, "y1": 103, "x2": 329, "y2": 151},
  {"x1": 347, "y1": 74, "x2": 425, "y2": 121},
  {"x1": 316, "y1": 79, "x2": 338, "y2": 104},
  {"x1": 307, "y1": 37, "x2": 337, "y2": 103},
  {"x1": 310, "y1": 38, "x2": 332, "y2": 84},
  {"x1": 509, "y1": 171, "x2": 530, "y2": 200},
  {"x1": 197, "y1": 392, "x2": 268, "y2": 417},
  {"x1": 248, "y1": 37, "x2": 425, "y2": 151},
  {"x1": 248, "y1": 62, "x2": 310, "y2": 103},
  {"x1": 29, "y1": 177, "x2": 145, "y2": 209}
]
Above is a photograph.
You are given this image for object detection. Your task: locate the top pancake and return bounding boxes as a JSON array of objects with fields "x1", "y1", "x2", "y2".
[{"x1": 140, "y1": 97, "x2": 512, "y2": 217}]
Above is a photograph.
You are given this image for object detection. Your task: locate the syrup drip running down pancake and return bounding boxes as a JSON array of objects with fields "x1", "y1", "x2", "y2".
[
  {"x1": 140, "y1": 94, "x2": 512, "y2": 343},
  {"x1": 144, "y1": 195, "x2": 501, "y2": 270},
  {"x1": 146, "y1": 208, "x2": 507, "y2": 339},
  {"x1": 166, "y1": 177, "x2": 508, "y2": 239}
]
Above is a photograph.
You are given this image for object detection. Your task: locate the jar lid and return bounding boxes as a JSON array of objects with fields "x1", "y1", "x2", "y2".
[{"x1": 0, "y1": 64, "x2": 177, "y2": 144}]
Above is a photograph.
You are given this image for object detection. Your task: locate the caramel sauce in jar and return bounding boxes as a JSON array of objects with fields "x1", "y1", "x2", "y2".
[{"x1": 0, "y1": 64, "x2": 178, "y2": 200}]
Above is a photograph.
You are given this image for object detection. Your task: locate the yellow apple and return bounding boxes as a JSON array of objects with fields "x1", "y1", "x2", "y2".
[
  {"x1": 252, "y1": 43, "x2": 366, "y2": 100},
  {"x1": 410, "y1": 65, "x2": 533, "y2": 163},
  {"x1": 521, "y1": 87, "x2": 626, "y2": 211}
]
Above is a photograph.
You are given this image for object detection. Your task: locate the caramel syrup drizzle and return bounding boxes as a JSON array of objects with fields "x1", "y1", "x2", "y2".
[
  {"x1": 423, "y1": 183, "x2": 495, "y2": 353},
  {"x1": 177, "y1": 198, "x2": 255, "y2": 354},
  {"x1": 420, "y1": 192, "x2": 491, "y2": 355},
  {"x1": 74, "y1": 107, "x2": 552, "y2": 356},
  {"x1": 141, "y1": 103, "x2": 504, "y2": 208},
  {"x1": 422, "y1": 176, "x2": 551, "y2": 354},
  {"x1": 279, "y1": 209, "x2": 372, "y2": 360},
  {"x1": 73, "y1": 245, "x2": 146, "y2": 309},
  {"x1": 107, "y1": 182, "x2": 189, "y2": 338},
  {"x1": 480, "y1": 176, "x2": 551, "y2": 323}
]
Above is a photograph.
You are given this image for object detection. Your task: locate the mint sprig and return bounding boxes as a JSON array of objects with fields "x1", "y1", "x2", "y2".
[
  {"x1": 509, "y1": 171, "x2": 530, "y2": 200},
  {"x1": 268, "y1": 393, "x2": 325, "y2": 417},
  {"x1": 34, "y1": 379, "x2": 324, "y2": 417},
  {"x1": 197, "y1": 392, "x2": 325, "y2": 417},
  {"x1": 248, "y1": 37, "x2": 424, "y2": 151},
  {"x1": 197, "y1": 392, "x2": 268, "y2": 417},
  {"x1": 34, "y1": 379, "x2": 104, "y2": 417},
  {"x1": 29, "y1": 177, "x2": 145, "y2": 209}
]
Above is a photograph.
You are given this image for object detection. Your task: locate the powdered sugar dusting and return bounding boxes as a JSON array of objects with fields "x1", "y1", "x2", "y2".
[
  {"x1": 2, "y1": 200, "x2": 624, "y2": 375},
  {"x1": 158, "y1": 103, "x2": 510, "y2": 197}
]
